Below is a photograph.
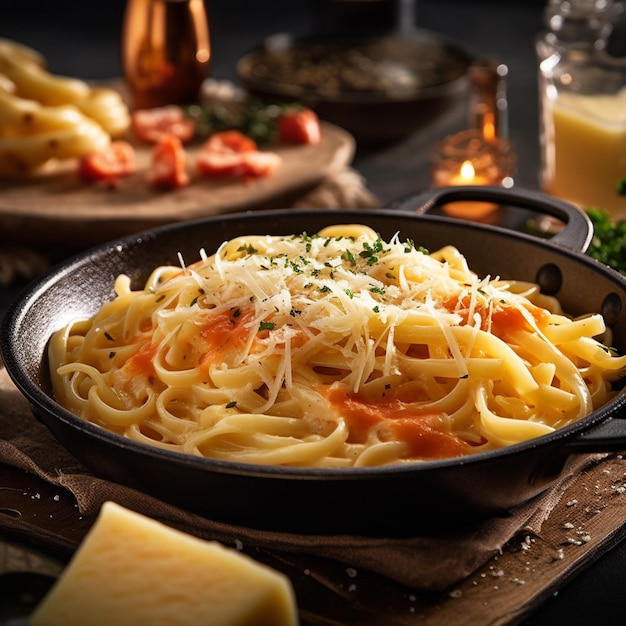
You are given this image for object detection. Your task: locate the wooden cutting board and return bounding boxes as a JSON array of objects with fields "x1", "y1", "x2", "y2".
[{"x1": 0, "y1": 122, "x2": 355, "y2": 248}]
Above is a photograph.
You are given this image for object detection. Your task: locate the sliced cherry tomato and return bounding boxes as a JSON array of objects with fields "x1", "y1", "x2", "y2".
[
  {"x1": 203, "y1": 130, "x2": 258, "y2": 154},
  {"x1": 148, "y1": 133, "x2": 189, "y2": 189},
  {"x1": 197, "y1": 130, "x2": 281, "y2": 179},
  {"x1": 131, "y1": 106, "x2": 196, "y2": 143},
  {"x1": 277, "y1": 108, "x2": 321, "y2": 145},
  {"x1": 79, "y1": 140, "x2": 136, "y2": 183}
]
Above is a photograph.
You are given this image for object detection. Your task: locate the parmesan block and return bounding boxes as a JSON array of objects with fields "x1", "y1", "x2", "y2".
[{"x1": 29, "y1": 501, "x2": 299, "y2": 626}]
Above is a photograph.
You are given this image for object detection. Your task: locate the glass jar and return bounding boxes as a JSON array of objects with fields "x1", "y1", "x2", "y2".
[
  {"x1": 122, "y1": 0, "x2": 211, "y2": 110},
  {"x1": 536, "y1": 0, "x2": 626, "y2": 218}
]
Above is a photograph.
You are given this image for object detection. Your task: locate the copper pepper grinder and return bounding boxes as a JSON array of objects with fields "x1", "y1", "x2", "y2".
[{"x1": 122, "y1": 0, "x2": 211, "y2": 110}]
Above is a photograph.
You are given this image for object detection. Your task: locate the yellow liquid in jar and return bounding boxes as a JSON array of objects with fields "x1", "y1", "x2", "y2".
[{"x1": 545, "y1": 88, "x2": 626, "y2": 218}]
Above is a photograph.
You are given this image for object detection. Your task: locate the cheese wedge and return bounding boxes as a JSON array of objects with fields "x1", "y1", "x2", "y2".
[{"x1": 29, "y1": 501, "x2": 299, "y2": 626}]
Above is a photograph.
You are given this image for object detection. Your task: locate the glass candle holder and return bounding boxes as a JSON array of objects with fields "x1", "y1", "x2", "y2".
[{"x1": 431, "y1": 129, "x2": 516, "y2": 219}]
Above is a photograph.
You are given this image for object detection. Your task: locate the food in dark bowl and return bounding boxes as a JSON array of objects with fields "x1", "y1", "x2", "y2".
[
  {"x1": 236, "y1": 30, "x2": 474, "y2": 143},
  {"x1": 3, "y1": 187, "x2": 626, "y2": 537}
]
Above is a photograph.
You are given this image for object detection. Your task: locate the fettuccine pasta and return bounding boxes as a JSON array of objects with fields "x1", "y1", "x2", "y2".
[{"x1": 49, "y1": 224, "x2": 626, "y2": 467}]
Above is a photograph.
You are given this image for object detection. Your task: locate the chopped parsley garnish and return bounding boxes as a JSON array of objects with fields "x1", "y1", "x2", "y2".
[
  {"x1": 237, "y1": 244, "x2": 258, "y2": 255},
  {"x1": 341, "y1": 249, "x2": 356, "y2": 265},
  {"x1": 259, "y1": 321, "x2": 276, "y2": 331}
]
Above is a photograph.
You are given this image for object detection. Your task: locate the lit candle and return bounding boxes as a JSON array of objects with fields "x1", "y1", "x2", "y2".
[
  {"x1": 431, "y1": 130, "x2": 515, "y2": 220},
  {"x1": 450, "y1": 160, "x2": 487, "y2": 186}
]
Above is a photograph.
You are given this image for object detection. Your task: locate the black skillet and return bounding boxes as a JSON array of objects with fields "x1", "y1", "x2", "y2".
[{"x1": 2, "y1": 186, "x2": 626, "y2": 537}]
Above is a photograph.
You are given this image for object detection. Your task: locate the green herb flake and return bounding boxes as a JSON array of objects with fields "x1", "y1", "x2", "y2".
[
  {"x1": 341, "y1": 249, "x2": 356, "y2": 265},
  {"x1": 237, "y1": 244, "x2": 258, "y2": 255}
]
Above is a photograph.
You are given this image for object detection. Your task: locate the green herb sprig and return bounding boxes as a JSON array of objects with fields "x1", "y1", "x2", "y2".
[
  {"x1": 585, "y1": 208, "x2": 626, "y2": 275},
  {"x1": 184, "y1": 98, "x2": 304, "y2": 145},
  {"x1": 584, "y1": 177, "x2": 626, "y2": 275}
]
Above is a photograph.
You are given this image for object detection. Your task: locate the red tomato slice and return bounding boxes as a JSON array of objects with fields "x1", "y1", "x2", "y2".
[
  {"x1": 131, "y1": 106, "x2": 196, "y2": 143},
  {"x1": 203, "y1": 130, "x2": 258, "y2": 154},
  {"x1": 197, "y1": 130, "x2": 281, "y2": 179},
  {"x1": 238, "y1": 151, "x2": 282, "y2": 177},
  {"x1": 148, "y1": 133, "x2": 189, "y2": 189},
  {"x1": 278, "y1": 108, "x2": 321, "y2": 145},
  {"x1": 79, "y1": 140, "x2": 136, "y2": 182}
]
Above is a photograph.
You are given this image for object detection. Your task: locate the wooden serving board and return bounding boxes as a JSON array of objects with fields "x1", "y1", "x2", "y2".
[{"x1": 0, "y1": 122, "x2": 355, "y2": 248}]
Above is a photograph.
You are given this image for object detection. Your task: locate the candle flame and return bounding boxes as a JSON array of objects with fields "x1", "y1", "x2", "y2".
[{"x1": 460, "y1": 160, "x2": 475, "y2": 181}]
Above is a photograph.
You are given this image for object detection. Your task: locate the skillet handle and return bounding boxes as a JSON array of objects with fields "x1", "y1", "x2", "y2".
[
  {"x1": 566, "y1": 417, "x2": 626, "y2": 454},
  {"x1": 388, "y1": 186, "x2": 594, "y2": 253}
]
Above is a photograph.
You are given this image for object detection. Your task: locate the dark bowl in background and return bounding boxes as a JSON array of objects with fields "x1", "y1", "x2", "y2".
[{"x1": 236, "y1": 29, "x2": 474, "y2": 144}]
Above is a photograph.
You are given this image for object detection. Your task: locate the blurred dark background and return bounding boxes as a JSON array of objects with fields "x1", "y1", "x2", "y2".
[{"x1": 3, "y1": 0, "x2": 547, "y2": 81}]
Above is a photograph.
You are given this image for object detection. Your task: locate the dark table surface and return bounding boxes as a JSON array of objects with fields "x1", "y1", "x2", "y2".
[{"x1": 1, "y1": 1, "x2": 625, "y2": 623}]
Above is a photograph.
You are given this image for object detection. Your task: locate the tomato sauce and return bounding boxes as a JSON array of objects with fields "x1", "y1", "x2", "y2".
[
  {"x1": 444, "y1": 294, "x2": 549, "y2": 336},
  {"x1": 490, "y1": 303, "x2": 549, "y2": 335},
  {"x1": 125, "y1": 342, "x2": 158, "y2": 377},
  {"x1": 199, "y1": 308, "x2": 255, "y2": 368},
  {"x1": 324, "y1": 385, "x2": 470, "y2": 460}
]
